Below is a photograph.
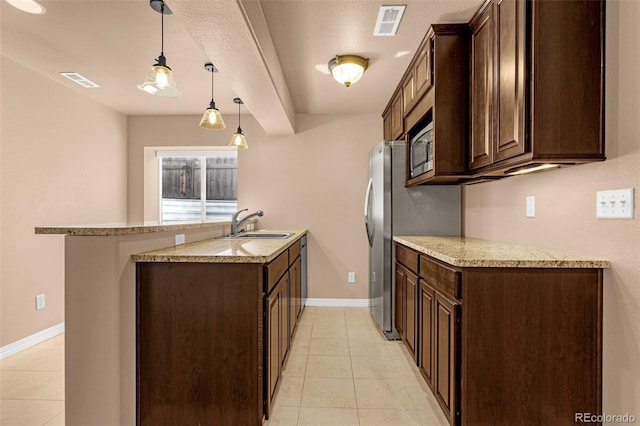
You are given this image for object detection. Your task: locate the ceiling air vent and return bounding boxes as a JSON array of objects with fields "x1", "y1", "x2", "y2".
[
  {"x1": 374, "y1": 5, "x2": 406, "y2": 36},
  {"x1": 59, "y1": 72, "x2": 100, "y2": 88}
]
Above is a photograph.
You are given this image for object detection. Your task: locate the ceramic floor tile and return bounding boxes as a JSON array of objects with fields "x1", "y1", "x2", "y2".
[
  {"x1": 312, "y1": 307, "x2": 345, "y2": 317},
  {"x1": 0, "y1": 399, "x2": 64, "y2": 426},
  {"x1": 300, "y1": 377, "x2": 357, "y2": 408},
  {"x1": 0, "y1": 371, "x2": 64, "y2": 400},
  {"x1": 351, "y1": 356, "x2": 402, "y2": 379},
  {"x1": 311, "y1": 324, "x2": 347, "y2": 339},
  {"x1": 282, "y1": 354, "x2": 308, "y2": 377},
  {"x1": 305, "y1": 355, "x2": 352, "y2": 378},
  {"x1": 347, "y1": 325, "x2": 385, "y2": 341},
  {"x1": 308, "y1": 339, "x2": 349, "y2": 356},
  {"x1": 313, "y1": 316, "x2": 346, "y2": 326},
  {"x1": 358, "y1": 408, "x2": 422, "y2": 426},
  {"x1": 43, "y1": 410, "x2": 65, "y2": 426},
  {"x1": 354, "y1": 378, "x2": 414, "y2": 409},
  {"x1": 289, "y1": 339, "x2": 311, "y2": 356},
  {"x1": 0, "y1": 348, "x2": 64, "y2": 372},
  {"x1": 297, "y1": 407, "x2": 359, "y2": 425},
  {"x1": 417, "y1": 408, "x2": 450, "y2": 426},
  {"x1": 348, "y1": 339, "x2": 399, "y2": 357},
  {"x1": 30, "y1": 335, "x2": 64, "y2": 352},
  {"x1": 294, "y1": 325, "x2": 313, "y2": 342},
  {"x1": 265, "y1": 406, "x2": 299, "y2": 426},
  {"x1": 272, "y1": 377, "x2": 304, "y2": 407}
]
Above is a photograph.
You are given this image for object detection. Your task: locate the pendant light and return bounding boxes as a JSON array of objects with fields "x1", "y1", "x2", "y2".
[
  {"x1": 328, "y1": 54, "x2": 369, "y2": 87},
  {"x1": 229, "y1": 98, "x2": 248, "y2": 150},
  {"x1": 199, "y1": 63, "x2": 226, "y2": 130},
  {"x1": 137, "y1": 0, "x2": 179, "y2": 97}
]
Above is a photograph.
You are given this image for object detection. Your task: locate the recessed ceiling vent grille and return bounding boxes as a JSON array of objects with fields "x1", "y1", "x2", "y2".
[
  {"x1": 374, "y1": 5, "x2": 406, "y2": 36},
  {"x1": 59, "y1": 72, "x2": 100, "y2": 88}
]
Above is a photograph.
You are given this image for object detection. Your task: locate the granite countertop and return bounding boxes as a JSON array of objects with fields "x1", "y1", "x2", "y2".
[
  {"x1": 394, "y1": 236, "x2": 609, "y2": 268},
  {"x1": 131, "y1": 230, "x2": 307, "y2": 264},
  {"x1": 35, "y1": 220, "x2": 234, "y2": 236}
]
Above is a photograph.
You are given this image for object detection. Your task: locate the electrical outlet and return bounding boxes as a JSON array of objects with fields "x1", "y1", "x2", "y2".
[
  {"x1": 348, "y1": 272, "x2": 356, "y2": 283},
  {"x1": 597, "y1": 188, "x2": 635, "y2": 219},
  {"x1": 175, "y1": 234, "x2": 185, "y2": 245},
  {"x1": 526, "y1": 196, "x2": 535, "y2": 218},
  {"x1": 35, "y1": 294, "x2": 46, "y2": 310}
]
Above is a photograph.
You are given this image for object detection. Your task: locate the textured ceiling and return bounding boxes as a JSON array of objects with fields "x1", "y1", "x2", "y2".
[{"x1": 0, "y1": 0, "x2": 482, "y2": 134}]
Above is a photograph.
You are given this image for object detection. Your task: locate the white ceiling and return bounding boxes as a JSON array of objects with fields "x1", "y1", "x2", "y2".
[{"x1": 0, "y1": 0, "x2": 482, "y2": 135}]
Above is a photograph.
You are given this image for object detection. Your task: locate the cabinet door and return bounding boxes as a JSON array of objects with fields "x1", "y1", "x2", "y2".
[
  {"x1": 434, "y1": 292, "x2": 460, "y2": 425},
  {"x1": 293, "y1": 256, "x2": 302, "y2": 322},
  {"x1": 265, "y1": 286, "x2": 281, "y2": 407},
  {"x1": 391, "y1": 90, "x2": 404, "y2": 140},
  {"x1": 470, "y1": 6, "x2": 494, "y2": 170},
  {"x1": 494, "y1": 0, "x2": 525, "y2": 162},
  {"x1": 279, "y1": 276, "x2": 289, "y2": 368},
  {"x1": 414, "y1": 35, "x2": 434, "y2": 101},
  {"x1": 383, "y1": 108, "x2": 392, "y2": 141},
  {"x1": 405, "y1": 269, "x2": 418, "y2": 361},
  {"x1": 419, "y1": 280, "x2": 435, "y2": 389},
  {"x1": 403, "y1": 74, "x2": 415, "y2": 113},
  {"x1": 394, "y1": 263, "x2": 406, "y2": 339}
]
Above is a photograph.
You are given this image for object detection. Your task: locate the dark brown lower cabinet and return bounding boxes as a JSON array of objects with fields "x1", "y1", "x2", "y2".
[
  {"x1": 405, "y1": 269, "x2": 418, "y2": 361},
  {"x1": 418, "y1": 281, "x2": 435, "y2": 389},
  {"x1": 136, "y1": 237, "x2": 304, "y2": 426},
  {"x1": 433, "y1": 291, "x2": 460, "y2": 424},
  {"x1": 395, "y1": 263, "x2": 406, "y2": 339},
  {"x1": 396, "y1": 242, "x2": 603, "y2": 426}
]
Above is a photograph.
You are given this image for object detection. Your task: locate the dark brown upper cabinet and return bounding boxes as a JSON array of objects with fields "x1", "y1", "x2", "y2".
[
  {"x1": 468, "y1": 0, "x2": 605, "y2": 178},
  {"x1": 382, "y1": 24, "x2": 470, "y2": 186}
]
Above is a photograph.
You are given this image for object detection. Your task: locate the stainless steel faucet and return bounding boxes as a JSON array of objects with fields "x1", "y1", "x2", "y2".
[{"x1": 230, "y1": 209, "x2": 264, "y2": 235}]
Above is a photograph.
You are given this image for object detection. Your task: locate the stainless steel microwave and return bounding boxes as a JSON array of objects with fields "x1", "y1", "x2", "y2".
[{"x1": 409, "y1": 121, "x2": 433, "y2": 178}]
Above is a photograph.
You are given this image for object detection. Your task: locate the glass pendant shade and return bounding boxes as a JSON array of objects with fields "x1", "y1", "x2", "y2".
[
  {"x1": 138, "y1": 1, "x2": 179, "y2": 97},
  {"x1": 228, "y1": 97, "x2": 248, "y2": 149},
  {"x1": 138, "y1": 63, "x2": 179, "y2": 97},
  {"x1": 199, "y1": 101, "x2": 226, "y2": 130},
  {"x1": 328, "y1": 55, "x2": 369, "y2": 87},
  {"x1": 230, "y1": 129, "x2": 248, "y2": 150}
]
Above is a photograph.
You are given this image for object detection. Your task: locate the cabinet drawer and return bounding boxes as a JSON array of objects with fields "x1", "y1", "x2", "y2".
[
  {"x1": 289, "y1": 239, "x2": 302, "y2": 264},
  {"x1": 419, "y1": 256, "x2": 461, "y2": 299},
  {"x1": 396, "y1": 244, "x2": 419, "y2": 273},
  {"x1": 265, "y1": 249, "x2": 289, "y2": 294}
]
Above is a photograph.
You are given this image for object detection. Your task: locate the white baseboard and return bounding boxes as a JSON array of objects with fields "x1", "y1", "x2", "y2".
[
  {"x1": 0, "y1": 322, "x2": 65, "y2": 360},
  {"x1": 305, "y1": 298, "x2": 370, "y2": 308}
]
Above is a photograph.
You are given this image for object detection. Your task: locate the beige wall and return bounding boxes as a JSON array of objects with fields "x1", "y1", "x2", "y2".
[
  {"x1": 0, "y1": 57, "x2": 128, "y2": 346},
  {"x1": 128, "y1": 113, "x2": 379, "y2": 300},
  {"x1": 463, "y1": 1, "x2": 640, "y2": 416}
]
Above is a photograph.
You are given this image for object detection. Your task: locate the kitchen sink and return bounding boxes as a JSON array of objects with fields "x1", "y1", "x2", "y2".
[{"x1": 217, "y1": 231, "x2": 295, "y2": 239}]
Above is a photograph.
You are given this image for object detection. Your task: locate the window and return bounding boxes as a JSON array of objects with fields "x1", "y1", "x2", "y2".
[{"x1": 157, "y1": 150, "x2": 238, "y2": 222}]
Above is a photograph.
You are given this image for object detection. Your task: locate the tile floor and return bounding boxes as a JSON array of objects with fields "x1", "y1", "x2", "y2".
[
  {"x1": 0, "y1": 307, "x2": 448, "y2": 426},
  {"x1": 0, "y1": 333, "x2": 65, "y2": 426},
  {"x1": 265, "y1": 307, "x2": 449, "y2": 426}
]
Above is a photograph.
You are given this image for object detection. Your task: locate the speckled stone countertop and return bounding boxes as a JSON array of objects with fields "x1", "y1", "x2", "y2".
[
  {"x1": 35, "y1": 220, "x2": 233, "y2": 236},
  {"x1": 131, "y1": 230, "x2": 307, "y2": 264},
  {"x1": 394, "y1": 236, "x2": 609, "y2": 268}
]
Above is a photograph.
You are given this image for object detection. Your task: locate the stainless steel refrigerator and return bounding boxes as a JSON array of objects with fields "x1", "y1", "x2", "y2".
[{"x1": 364, "y1": 141, "x2": 461, "y2": 339}]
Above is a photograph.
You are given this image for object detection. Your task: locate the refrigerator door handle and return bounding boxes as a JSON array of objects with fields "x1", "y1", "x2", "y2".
[{"x1": 364, "y1": 178, "x2": 374, "y2": 247}]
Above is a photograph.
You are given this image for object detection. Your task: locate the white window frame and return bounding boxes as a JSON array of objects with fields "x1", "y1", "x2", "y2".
[{"x1": 156, "y1": 148, "x2": 237, "y2": 222}]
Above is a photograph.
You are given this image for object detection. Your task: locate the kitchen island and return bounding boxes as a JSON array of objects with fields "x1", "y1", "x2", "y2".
[
  {"x1": 132, "y1": 230, "x2": 307, "y2": 426},
  {"x1": 35, "y1": 221, "x2": 252, "y2": 426},
  {"x1": 393, "y1": 236, "x2": 608, "y2": 426}
]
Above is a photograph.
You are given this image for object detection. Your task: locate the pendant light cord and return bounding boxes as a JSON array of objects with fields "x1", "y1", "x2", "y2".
[
  {"x1": 160, "y1": 2, "x2": 165, "y2": 56},
  {"x1": 211, "y1": 69, "x2": 214, "y2": 100},
  {"x1": 238, "y1": 101, "x2": 241, "y2": 129}
]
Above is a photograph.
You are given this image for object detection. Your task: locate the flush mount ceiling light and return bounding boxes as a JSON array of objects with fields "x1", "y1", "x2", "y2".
[
  {"x1": 6, "y1": 0, "x2": 46, "y2": 14},
  {"x1": 199, "y1": 63, "x2": 226, "y2": 130},
  {"x1": 137, "y1": 0, "x2": 179, "y2": 97},
  {"x1": 328, "y1": 55, "x2": 369, "y2": 87},
  {"x1": 229, "y1": 98, "x2": 248, "y2": 150}
]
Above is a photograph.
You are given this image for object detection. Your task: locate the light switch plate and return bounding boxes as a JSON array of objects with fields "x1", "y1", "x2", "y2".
[
  {"x1": 526, "y1": 196, "x2": 535, "y2": 218},
  {"x1": 348, "y1": 272, "x2": 356, "y2": 283},
  {"x1": 596, "y1": 188, "x2": 635, "y2": 219}
]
